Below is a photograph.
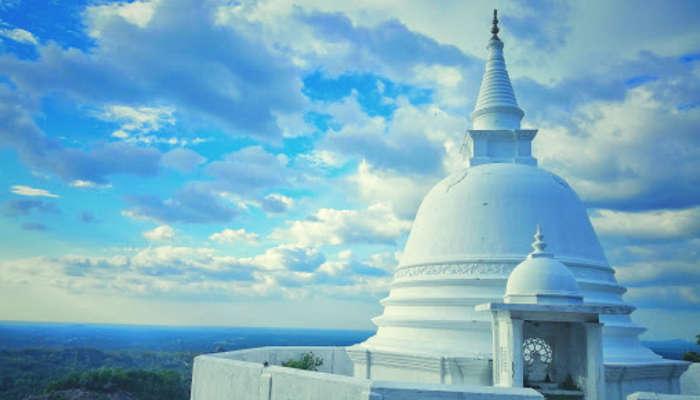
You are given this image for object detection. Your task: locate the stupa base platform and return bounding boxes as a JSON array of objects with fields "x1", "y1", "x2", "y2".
[{"x1": 345, "y1": 346, "x2": 690, "y2": 400}]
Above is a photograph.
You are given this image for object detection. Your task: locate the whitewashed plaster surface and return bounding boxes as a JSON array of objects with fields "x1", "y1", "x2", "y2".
[
  {"x1": 190, "y1": 347, "x2": 543, "y2": 400},
  {"x1": 359, "y1": 16, "x2": 663, "y2": 366}
]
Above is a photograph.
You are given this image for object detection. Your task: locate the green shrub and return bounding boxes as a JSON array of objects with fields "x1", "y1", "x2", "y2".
[
  {"x1": 682, "y1": 351, "x2": 700, "y2": 362},
  {"x1": 281, "y1": 352, "x2": 323, "y2": 371}
]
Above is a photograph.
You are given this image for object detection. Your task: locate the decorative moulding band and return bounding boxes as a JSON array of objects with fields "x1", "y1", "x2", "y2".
[
  {"x1": 380, "y1": 297, "x2": 494, "y2": 307},
  {"x1": 393, "y1": 262, "x2": 514, "y2": 280},
  {"x1": 470, "y1": 105, "x2": 524, "y2": 120},
  {"x1": 370, "y1": 317, "x2": 492, "y2": 330},
  {"x1": 397, "y1": 256, "x2": 612, "y2": 271}
]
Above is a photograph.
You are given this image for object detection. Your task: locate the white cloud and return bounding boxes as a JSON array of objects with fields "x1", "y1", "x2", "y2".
[
  {"x1": 69, "y1": 180, "x2": 113, "y2": 189},
  {"x1": 85, "y1": 0, "x2": 158, "y2": 33},
  {"x1": 298, "y1": 150, "x2": 346, "y2": 168},
  {"x1": 10, "y1": 185, "x2": 59, "y2": 198},
  {"x1": 261, "y1": 193, "x2": 294, "y2": 214},
  {"x1": 0, "y1": 28, "x2": 38, "y2": 45},
  {"x1": 209, "y1": 228, "x2": 259, "y2": 244},
  {"x1": 100, "y1": 105, "x2": 175, "y2": 135},
  {"x1": 536, "y1": 86, "x2": 700, "y2": 210},
  {"x1": 592, "y1": 207, "x2": 700, "y2": 240},
  {"x1": 142, "y1": 225, "x2": 175, "y2": 242},
  {"x1": 349, "y1": 160, "x2": 433, "y2": 218},
  {"x1": 161, "y1": 148, "x2": 206, "y2": 173},
  {"x1": 250, "y1": 244, "x2": 325, "y2": 272},
  {"x1": 273, "y1": 202, "x2": 411, "y2": 246},
  {"x1": 206, "y1": 146, "x2": 291, "y2": 194},
  {"x1": 111, "y1": 130, "x2": 129, "y2": 138},
  {"x1": 626, "y1": 285, "x2": 700, "y2": 310}
]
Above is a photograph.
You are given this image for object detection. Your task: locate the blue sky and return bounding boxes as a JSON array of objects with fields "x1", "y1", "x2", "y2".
[{"x1": 0, "y1": 0, "x2": 698, "y2": 340}]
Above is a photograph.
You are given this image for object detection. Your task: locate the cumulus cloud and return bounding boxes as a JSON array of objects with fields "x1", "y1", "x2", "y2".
[
  {"x1": 296, "y1": 9, "x2": 477, "y2": 80},
  {"x1": 206, "y1": 146, "x2": 290, "y2": 194},
  {"x1": 251, "y1": 244, "x2": 325, "y2": 272},
  {"x1": 69, "y1": 180, "x2": 113, "y2": 189},
  {"x1": 316, "y1": 96, "x2": 447, "y2": 176},
  {"x1": 0, "y1": 0, "x2": 306, "y2": 140},
  {"x1": 592, "y1": 207, "x2": 700, "y2": 241},
  {"x1": 273, "y1": 202, "x2": 410, "y2": 247},
  {"x1": 10, "y1": 185, "x2": 59, "y2": 198},
  {"x1": 161, "y1": 148, "x2": 206, "y2": 173},
  {"x1": 0, "y1": 27, "x2": 38, "y2": 45},
  {"x1": 349, "y1": 160, "x2": 435, "y2": 219},
  {"x1": 317, "y1": 259, "x2": 388, "y2": 279},
  {"x1": 0, "y1": 86, "x2": 162, "y2": 184},
  {"x1": 0, "y1": 243, "x2": 381, "y2": 301},
  {"x1": 209, "y1": 228, "x2": 259, "y2": 244},
  {"x1": 100, "y1": 105, "x2": 175, "y2": 135},
  {"x1": 142, "y1": 225, "x2": 175, "y2": 242},
  {"x1": 0, "y1": 246, "x2": 262, "y2": 300},
  {"x1": 625, "y1": 285, "x2": 699, "y2": 311},
  {"x1": 535, "y1": 78, "x2": 700, "y2": 211},
  {"x1": 260, "y1": 193, "x2": 294, "y2": 214},
  {"x1": 123, "y1": 183, "x2": 238, "y2": 224}
]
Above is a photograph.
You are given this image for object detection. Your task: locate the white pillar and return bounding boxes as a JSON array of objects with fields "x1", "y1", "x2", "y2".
[
  {"x1": 512, "y1": 318, "x2": 524, "y2": 387},
  {"x1": 493, "y1": 312, "x2": 524, "y2": 387},
  {"x1": 585, "y1": 323, "x2": 605, "y2": 400},
  {"x1": 491, "y1": 312, "x2": 501, "y2": 385}
]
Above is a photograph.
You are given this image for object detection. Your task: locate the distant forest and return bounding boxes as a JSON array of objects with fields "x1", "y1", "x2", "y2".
[
  {"x1": 0, "y1": 322, "x2": 695, "y2": 399},
  {"x1": 0, "y1": 348, "x2": 194, "y2": 399},
  {"x1": 0, "y1": 322, "x2": 374, "y2": 399}
]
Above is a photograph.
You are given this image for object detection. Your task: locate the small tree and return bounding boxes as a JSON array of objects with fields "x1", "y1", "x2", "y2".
[{"x1": 281, "y1": 352, "x2": 323, "y2": 371}]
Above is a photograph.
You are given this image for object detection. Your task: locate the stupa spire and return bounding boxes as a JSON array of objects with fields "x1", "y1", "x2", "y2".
[
  {"x1": 529, "y1": 225, "x2": 552, "y2": 258},
  {"x1": 471, "y1": 9, "x2": 524, "y2": 130},
  {"x1": 491, "y1": 9, "x2": 499, "y2": 38}
]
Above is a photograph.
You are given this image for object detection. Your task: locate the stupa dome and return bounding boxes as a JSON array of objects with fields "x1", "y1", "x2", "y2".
[
  {"x1": 401, "y1": 164, "x2": 607, "y2": 269},
  {"x1": 504, "y1": 226, "x2": 584, "y2": 305}
]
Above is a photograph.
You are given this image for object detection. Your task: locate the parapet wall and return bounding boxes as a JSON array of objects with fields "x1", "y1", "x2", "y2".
[
  {"x1": 628, "y1": 392, "x2": 700, "y2": 400},
  {"x1": 190, "y1": 346, "x2": 543, "y2": 400},
  {"x1": 190, "y1": 346, "x2": 699, "y2": 400}
]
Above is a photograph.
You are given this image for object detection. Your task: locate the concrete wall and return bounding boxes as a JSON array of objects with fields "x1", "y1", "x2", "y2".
[
  {"x1": 221, "y1": 346, "x2": 354, "y2": 376},
  {"x1": 372, "y1": 382, "x2": 542, "y2": 400},
  {"x1": 681, "y1": 363, "x2": 700, "y2": 395},
  {"x1": 190, "y1": 347, "x2": 543, "y2": 400},
  {"x1": 605, "y1": 361, "x2": 690, "y2": 400},
  {"x1": 628, "y1": 392, "x2": 700, "y2": 400}
]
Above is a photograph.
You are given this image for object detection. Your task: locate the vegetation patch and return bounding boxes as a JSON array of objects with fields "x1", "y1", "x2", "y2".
[
  {"x1": 44, "y1": 368, "x2": 188, "y2": 400},
  {"x1": 281, "y1": 352, "x2": 323, "y2": 371}
]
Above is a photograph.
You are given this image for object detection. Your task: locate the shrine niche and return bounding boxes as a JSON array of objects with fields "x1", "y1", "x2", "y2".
[
  {"x1": 476, "y1": 226, "x2": 634, "y2": 400},
  {"x1": 523, "y1": 337, "x2": 552, "y2": 384}
]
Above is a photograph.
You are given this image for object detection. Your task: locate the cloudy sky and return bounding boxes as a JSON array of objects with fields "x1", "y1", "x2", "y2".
[{"x1": 0, "y1": 0, "x2": 697, "y2": 340}]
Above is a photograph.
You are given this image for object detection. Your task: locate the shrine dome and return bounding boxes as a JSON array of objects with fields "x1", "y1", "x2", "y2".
[{"x1": 504, "y1": 226, "x2": 583, "y2": 305}]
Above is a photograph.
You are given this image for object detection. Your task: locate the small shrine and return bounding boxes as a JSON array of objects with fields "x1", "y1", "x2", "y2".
[{"x1": 476, "y1": 226, "x2": 634, "y2": 400}]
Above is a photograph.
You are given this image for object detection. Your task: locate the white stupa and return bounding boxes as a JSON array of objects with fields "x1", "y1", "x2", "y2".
[
  {"x1": 190, "y1": 11, "x2": 694, "y2": 400},
  {"x1": 346, "y1": 10, "x2": 688, "y2": 397}
]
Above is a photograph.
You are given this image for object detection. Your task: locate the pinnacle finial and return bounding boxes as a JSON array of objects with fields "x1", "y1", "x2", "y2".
[
  {"x1": 491, "y1": 9, "x2": 499, "y2": 38},
  {"x1": 531, "y1": 224, "x2": 547, "y2": 255}
]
